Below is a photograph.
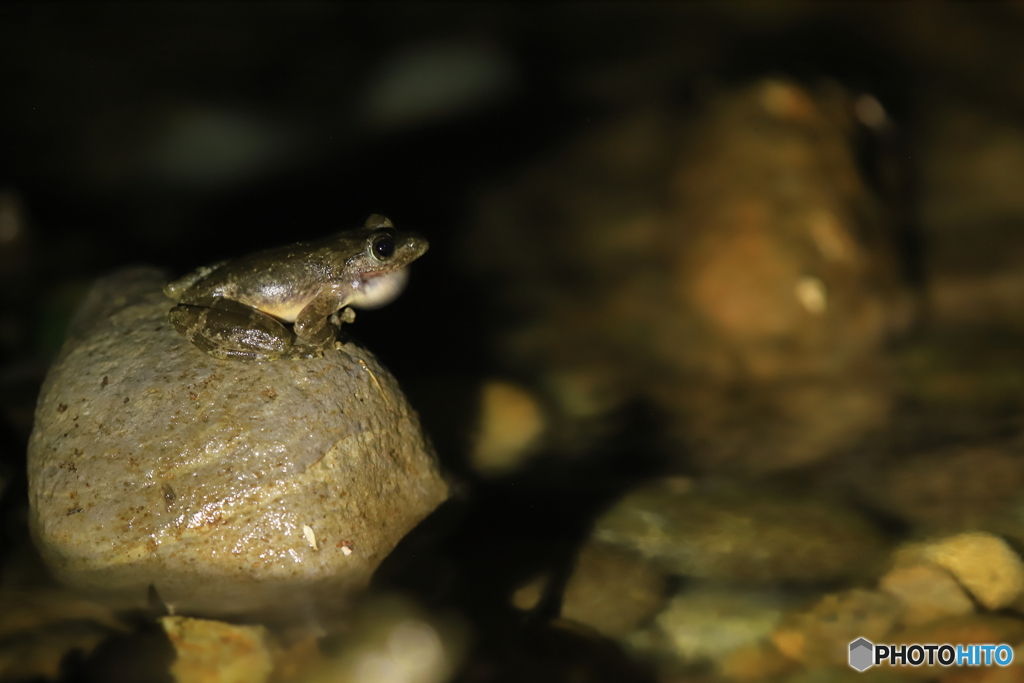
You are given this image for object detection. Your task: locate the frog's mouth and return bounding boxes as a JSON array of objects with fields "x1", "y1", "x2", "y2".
[{"x1": 349, "y1": 267, "x2": 410, "y2": 310}]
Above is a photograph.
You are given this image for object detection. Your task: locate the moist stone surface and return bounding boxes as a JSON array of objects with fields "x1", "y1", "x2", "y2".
[{"x1": 27, "y1": 267, "x2": 448, "y2": 620}]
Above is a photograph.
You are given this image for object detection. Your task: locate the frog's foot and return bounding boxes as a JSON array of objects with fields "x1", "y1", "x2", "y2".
[
  {"x1": 328, "y1": 307, "x2": 356, "y2": 328},
  {"x1": 282, "y1": 343, "x2": 326, "y2": 360},
  {"x1": 294, "y1": 314, "x2": 345, "y2": 351},
  {"x1": 169, "y1": 300, "x2": 297, "y2": 362}
]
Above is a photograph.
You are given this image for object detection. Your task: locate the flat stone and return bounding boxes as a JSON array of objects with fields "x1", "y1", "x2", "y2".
[
  {"x1": 879, "y1": 560, "x2": 974, "y2": 626},
  {"x1": 913, "y1": 532, "x2": 1024, "y2": 610},
  {"x1": 652, "y1": 584, "x2": 790, "y2": 666},
  {"x1": 593, "y1": 479, "x2": 884, "y2": 584},
  {"x1": 28, "y1": 268, "x2": 448, "y2": 621}
]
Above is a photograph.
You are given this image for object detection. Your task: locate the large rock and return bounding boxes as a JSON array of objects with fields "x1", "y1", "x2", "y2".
[
  {"x1": 469, "y1": 79, "x2": 909, "y2": 473},
  {"x1": 28, "y1": 268, "x2": 448, "y2": 621}
]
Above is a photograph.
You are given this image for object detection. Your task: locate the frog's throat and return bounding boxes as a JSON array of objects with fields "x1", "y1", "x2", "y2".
[{"x1": 348, "y1": 267, "x2": 409, "y2": 310}]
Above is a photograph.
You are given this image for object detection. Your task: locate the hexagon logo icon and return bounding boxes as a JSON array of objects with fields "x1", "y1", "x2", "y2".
[{"x1": 849, "y1": 638, "x2": 874, "y2": 671}]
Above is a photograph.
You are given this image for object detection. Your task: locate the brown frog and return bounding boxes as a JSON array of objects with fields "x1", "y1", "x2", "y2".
[{"x1": 164, "y1": 214, "x2": 427, "y2": 361}]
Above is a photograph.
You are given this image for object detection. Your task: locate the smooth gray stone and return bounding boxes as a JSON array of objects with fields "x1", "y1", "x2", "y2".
[{"x1": 28, "y1": 267, "x2": 448, "y2": 621}]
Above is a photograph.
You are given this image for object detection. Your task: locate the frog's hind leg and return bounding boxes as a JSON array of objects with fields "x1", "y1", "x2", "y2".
[
  {"x1": 187, "y1": 333, "x2": 272, "y2": 362},
  {"x1": 169, "y1": 297, "x2": 314, "y2": 361}
]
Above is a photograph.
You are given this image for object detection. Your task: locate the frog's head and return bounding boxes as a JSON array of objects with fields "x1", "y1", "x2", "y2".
[{"x1": 346, "y1": 214, "x2": 429, "y2": 310}]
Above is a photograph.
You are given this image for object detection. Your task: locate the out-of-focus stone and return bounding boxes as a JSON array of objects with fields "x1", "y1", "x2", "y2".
[
  {"x1": 512, "y1": 543, "x2": 668, "y2": 640},
  {"x1": 469, "y1": 79, "x2": 910, "y2": 474},
  {"x1": 659, "y1": 376, "x2": 891, "y2": 473},
  {"x1": 558, "y1": 542, "x2": 669, "y2": 639},
  {"x1": 771, "y1": 589, "x2": 902, "y2": 667},
  {"x1": 943, "y1": 664, "x2": 1024, "y2": 683},
  {"x1": 470, "y1": 380, "x2": 546, "y2": 476},
  {"x1": 856, "y1": 442, "x2": 1024, "y2": 533},
  {"x1": 27, "y1": 268, "x2": 449, "y2": 621},
  {"x1": 652, "y1": 585, "x2": 790, "y2": 667},
  {"x1": 511, "y1": 574, "x2": 547, "y2": 612},
  {"x1": 0, "y1": 588, "x2": 127, "y2": 681},
  {"x1": 162, "y1": 616, "x2": 274, "y2": 683},
  {"x1": 892, "y1": 615, "x2": 1024, "y2": 679},
  {"x1": 300, "y1": 595, "x2": 465, "y2": 683},
  {"x1": 903, "y1": 533, "x2": 1024, "y2": 611},
  {"x1": 879, "y1": 561, "x2": 974, "y2": 626},
  {"x1": 720, "y1": 641, "x2": 799, "y2": 683},
  {"x1": 920, "y1": 102, "x2": 1024, "y2": 331},
  {"x1": 593, "y1": 479, "x2": 884, "y2": 584},
  {"x1": 781, "y1": 667, "x2": 916, "y2": 683}
]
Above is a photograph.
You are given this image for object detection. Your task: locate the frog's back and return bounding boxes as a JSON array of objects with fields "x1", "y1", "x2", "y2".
[{"x1": 164, "y1": 224, "x2": 406, "y2": 318}]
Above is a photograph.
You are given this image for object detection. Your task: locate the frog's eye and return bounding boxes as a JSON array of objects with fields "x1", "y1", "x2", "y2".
[{"x1": 371, "y1": 232, "x2": 396, "y2": 260}]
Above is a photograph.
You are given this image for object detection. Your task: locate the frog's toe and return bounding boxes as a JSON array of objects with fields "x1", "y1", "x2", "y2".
[
  {"x1": 297, "y1": 321, "x2": 340, "y2": 349},
  {"x1": 286, "y1": 344, "x2": 325, "y2": 360}
]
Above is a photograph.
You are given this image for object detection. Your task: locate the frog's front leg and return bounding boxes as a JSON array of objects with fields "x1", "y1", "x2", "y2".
[
  {"x1": 294, "y1": 285, "x2": 354, "y2": 349},
  {"x1": 169, "y1": 297, "x2": 314, "y2": 361}
]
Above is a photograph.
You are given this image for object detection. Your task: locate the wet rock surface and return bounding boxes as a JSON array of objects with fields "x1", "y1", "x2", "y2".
[
  {"x1": 593, "y1": 478, "x2": 884, "y2": 585},
  {"x1": 27, "y1": 268, "x2": 448, "y2": 620}
]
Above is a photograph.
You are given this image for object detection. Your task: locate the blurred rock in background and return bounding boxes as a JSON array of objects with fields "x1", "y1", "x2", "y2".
[{"x1": 470, "y1": 78, "x2": 912, "y2": 473}]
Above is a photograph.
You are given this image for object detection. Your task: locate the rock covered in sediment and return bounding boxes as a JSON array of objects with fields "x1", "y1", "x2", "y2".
[{"x1": 28, "y1": 267, "x2": 448, "y2": 621}]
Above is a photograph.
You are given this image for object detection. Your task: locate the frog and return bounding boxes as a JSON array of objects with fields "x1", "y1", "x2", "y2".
[{"x1": 164, "y1": 214, "x2": 428, "y2": 361}]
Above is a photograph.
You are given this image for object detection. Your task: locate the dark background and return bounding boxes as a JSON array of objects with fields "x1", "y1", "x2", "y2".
[{"x1": 3, "y1": 3, "x2": 1024, "y2": 681}]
